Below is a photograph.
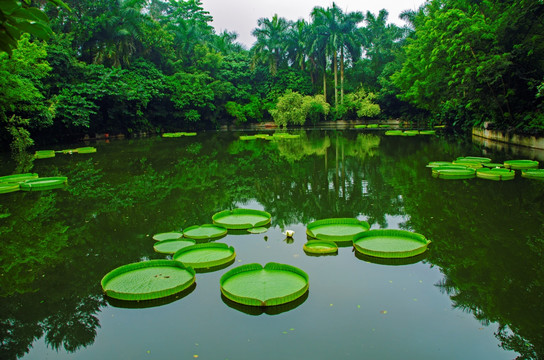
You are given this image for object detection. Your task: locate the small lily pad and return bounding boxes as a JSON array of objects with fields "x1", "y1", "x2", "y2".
[
  {"x1": 183, "y1": 224, "x2": 227, "y2": 240},
  {"x1": 153, "y1": 238, "x2": 196, "y2": 254},
  {"x1": 153, "y1": 232, "x2": 183, "y2": 241},
  {"x1": 247, "y1": 227, "x2": 268, "y2": 234},
  {"x1": 173, "y1": 243, "x2": 236, "y2": 270}
]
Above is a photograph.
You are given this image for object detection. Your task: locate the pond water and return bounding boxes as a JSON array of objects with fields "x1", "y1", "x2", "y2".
[{"x1": 1, "y1": 129, "x2": 543, "y2": 359}]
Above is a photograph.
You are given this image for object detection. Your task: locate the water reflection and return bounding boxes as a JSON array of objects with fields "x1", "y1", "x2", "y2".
[
  {"x1": 221, "y1": 291, "x2": 309, "y2": 316},
  {"x1": 0, "y1": 130, "x2": 543, "y2": 359}
]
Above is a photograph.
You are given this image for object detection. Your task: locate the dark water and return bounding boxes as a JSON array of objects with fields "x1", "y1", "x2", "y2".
[{"x1": 1, "y1": 130, "x2": 543, "y2": 359}]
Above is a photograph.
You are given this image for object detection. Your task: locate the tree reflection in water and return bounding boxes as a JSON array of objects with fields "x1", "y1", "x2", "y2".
[{"x1": 0, "y1": 130, "x2": 543, "y2": 359}]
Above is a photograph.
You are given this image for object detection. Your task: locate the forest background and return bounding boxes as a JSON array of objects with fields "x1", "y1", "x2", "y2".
[{"x1": 1, "y1": 0, "x2": 543, "y2": 152}]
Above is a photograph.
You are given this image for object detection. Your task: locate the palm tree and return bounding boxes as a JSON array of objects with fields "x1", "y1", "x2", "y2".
[
  {"x1": 311, "y1": 3, "x2": 343, "y2": 107},
  {"x1": 251, "y1": 14, "x2": 291, "y2": 75},
  {"x1": 338, "y1": 10, "x2": 364, "y2": 104},
  {"x1": 286, "y1": 19, "x2": 311, "y2": 71}
]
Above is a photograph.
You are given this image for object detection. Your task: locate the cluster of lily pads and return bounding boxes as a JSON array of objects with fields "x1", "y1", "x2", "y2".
[
  {"x1": 240, "y1": 133, "x2": 301, "y2": 141},
  {"x1": 0, "y1": 173, "x2": 68, "y2": 194},
  {"x1": 34, "y1": 147, "x2": 97, "y2": 159},
  {"x1": 354, "y1": 124, "x2": 390, "y2": 129},
  {"x1": 385, "y1": 130, "x2": 436, "y2": 136},
  {"x1": 101, "y1": 209, "x2": 431, "y2": 309},
  {"x1": 428, "y1": 156, "x2": 543, "y2": 180},
  {"x1": 304, "y1": 218, "x2": 431, "y2": 259},
  {"x1": 161, "y1": 132, "x2": 197, "y2": 137},
  {"x1": 101, "y1": 208, "x2": 311, "y2": 307}
]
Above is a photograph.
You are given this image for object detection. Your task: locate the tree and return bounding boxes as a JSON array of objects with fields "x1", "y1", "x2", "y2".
[{"x1": 251, "y1": 14, "x2": 291, "y2": 75}]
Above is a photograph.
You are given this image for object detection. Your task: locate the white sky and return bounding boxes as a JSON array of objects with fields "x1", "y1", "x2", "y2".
[{"x1": 200, "y1": 0, "x2": 428, "y2": 48}]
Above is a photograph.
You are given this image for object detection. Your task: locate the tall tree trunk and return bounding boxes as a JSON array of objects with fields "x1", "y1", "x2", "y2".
[
  {"x1": 323, "y1": 57, "x2": 327, "y2": 101},
  {"x1": 333, "y1": 49, "x2": 338, "y2": 107},
  {"x1": 340, "y1": 47, "x2": 344, "y2": 104}
]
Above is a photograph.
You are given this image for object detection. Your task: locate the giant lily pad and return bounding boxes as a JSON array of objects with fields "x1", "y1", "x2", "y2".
[
  {"x1": 476, "y1": 168, "x2": 515, "y2": 181},
  {"x1": 153, "y1": 232, "x2": 183, "y2": 241},
  {"x1": 432, "y1": 167, "x2": 476, "y2": 179},
  {"x1": 521, "y1": 169, "x2": 544, "y2": 180},
  {"x1": 220, "y1": 263, "x2": 309, "y2": 307},
  {"x1": 306, "y1": 218, "x2": 370, "y2": 243},
  {"x1": 101, "y1": 260, "x2": 196, "y2": 301},
  {"x1": 183, "y1": 224, "x2": 227, "y2": 240},
  {"x1": 212, "y1": 208, "x2": 271, "y2": 229},
  {"x1": 0, "y1": 173, "x2": 38, "y2": 183},
  {"x1": 34, "y1": 150, "x2": 55, "y2": 159},
  {"x1": 76, "y1": 147, "x2": 97, "y2": 154},
  {"x1": 353, "y1": 229, "x2": 431, "y2": 258},
  {"x1": 19, "y1": 177, "x2": 67, "y2": 191},
  {"x1": 173, "y1": 243, "x2": 236, "y2": 269},
  {"x1": 504, "y1": 160, "x2": 539, "y2": 170},
  {"x1": 153, "y1": 238, "x2": 196, "y2": 254},
  {"x1": 303, "y1": 240, "x2": 338, "y2": 255},
  {"x1": 0, "y1": 183, "x2": 19, "y2": 194}
]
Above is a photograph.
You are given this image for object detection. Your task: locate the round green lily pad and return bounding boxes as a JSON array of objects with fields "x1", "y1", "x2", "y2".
[
  {"x1": 504, "y1": 159, "x2": 539, "y2": 170},
  {"x1": 476, "y1": 168, "x2": 515, "y2": 181},
  {"x1": 353, "y1": 229, "x2": 431, "y2": 258},
  {"x1": 220, "y1": 263, "x2": 309, "y2": 307},
  {"x1": 152, "y1": 232, "x2": 183, "y2": 241},
  {"x1": 212, "y1": 208, "x2": 272, "y2": 229},
  {"x1": 183, "y1": 224, "x2": 228, "y2": 240},
  {"x1": 0, "y1": 173, "x2": 38, "y2": 183},
  {"x1": 247, "y1": 227, "x2": 268, "y2": 234},
  {"x1": 34, "y1": 150, "x2": 55, "y2": 159},
  {"x1": 432, "y1": 167, "x2": 476, "y2": 179},
  {"x1": 0, "y1": 183, "x2": 19, "y2": 194},
  {"x1": 101, "y1": 260, "x2": 196, "y2": 301},
  {"x1": 173, "y1": 243, "x2": 236, "y2": 270},
  {"x1": 521, "y1": 169, "x2": 544, "y2": 180},
  {"x1": 19, "y1": 177, "x2": 67, "y2": 191},
  {"x1": 403, "y1": 130, "x2": 419, "y2": 136},
  {"x1": 153, "y1": 238, "x2": 196, "y2": 254},
  {"x1": 457, "y1": 156, "x2": 492, "y2": 163},
  {"x1": 303, "y1": 240, "x2": 338, "y2": 255},
  {"x1": 306, "y1": 218, "x2": 370, "y2": 243},
  {"x1": 385, "y1": 130, "x2": 404, "y2": 136},
  {"x1": 76, "y1": 147, "x2": 97, "y2": 154},
  {"x1": 419, "y1": 130, "x2": 436, "y2": 135},
  {"x1": 426, "y1": 161, "x2": 452, "y2": 168}
]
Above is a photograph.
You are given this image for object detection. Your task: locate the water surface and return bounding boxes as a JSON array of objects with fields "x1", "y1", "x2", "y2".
[{"x1": 1, "y1": 130, "x2": 543, "y2": 359}]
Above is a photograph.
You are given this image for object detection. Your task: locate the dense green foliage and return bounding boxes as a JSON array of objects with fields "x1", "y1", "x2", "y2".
[{"x1": 1, "y1": 0, "x2": 543, "y2": 150}]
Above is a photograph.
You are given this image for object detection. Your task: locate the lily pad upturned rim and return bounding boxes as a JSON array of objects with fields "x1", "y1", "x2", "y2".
[
  {"x1": 212, "y1": 208, "x2": 272, "y2": 229},
  {"x1": 19, "y1": 177, "x2": 68, "y2": 191},
  {"x1": 183, "y1": 224, "x2": 228, "y2": 240},
  {"x1": 353, "y1": 229, "x2": 431, "y2": 259},
  {"x1": 521, "y1": 169, "x2": 544, "y2": 179},
  {"x1": 456, "y1": 156, "x2": 492, "y2": 163},
  {"x1": 173, "y1": 243, "x2": 236, "y2": 269},
  {"x1": 306, "y1": 218, "x2": 370, "y2": 243},
  {"x1": 152, "y1": 231, "x2": 183, "y2": 241},
  {"x1": 220, "y1": 262, "x2": 309, "y2": 307},
  {"x1": 476, "y1": 168, "x2": 515, "y2": 181},
  {"x1": 101, "y1": 260, "x2": 196, "y2": 301},
  {"x1": 303, "y1": 240, "x2": 338, "y2": 254},
  {"x1": 504, "y1": 159, "x2": 539, "y2": 170},
  {"x1": 153, "y1": 238, "x2": 196, "y2": 254}
]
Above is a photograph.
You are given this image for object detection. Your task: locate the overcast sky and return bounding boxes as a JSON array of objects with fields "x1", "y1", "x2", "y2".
[{"x1": 199, "y1": 0, "x2": 428, "y2": 48}]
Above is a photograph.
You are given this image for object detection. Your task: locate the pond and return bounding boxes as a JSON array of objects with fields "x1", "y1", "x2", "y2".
[{"x1": 1, "y1": 129, "x2": 543, "y2": 359}]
